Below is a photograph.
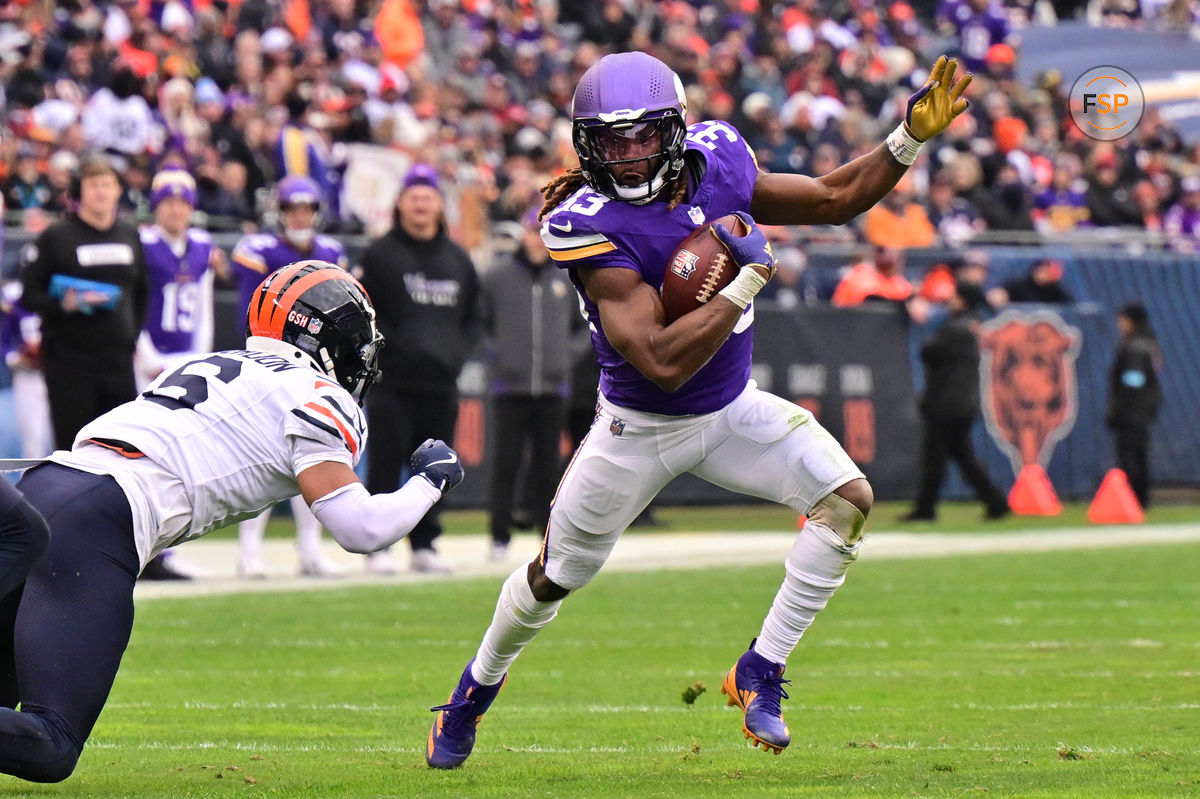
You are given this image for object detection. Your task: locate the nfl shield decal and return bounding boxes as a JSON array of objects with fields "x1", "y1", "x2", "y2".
[
  {"x1": 609, "y1": 417, "x2": 625, "y2": 437},
  {"x1": 688, "y1": 206, "x2": 705, "y2": 225},
  {"x1": 671, "y1": 249, "x2": 699, "y2": 280}
]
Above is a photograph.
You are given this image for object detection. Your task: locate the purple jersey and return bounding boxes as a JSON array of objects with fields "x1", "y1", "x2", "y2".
[
  {"x1": 956, "y1": 6, "x2": 1010, "y2": 72},
  {"x1": 140, "y1": 226, "x2": 213, "y2": 355},
  {"x1": 541, "y1": 120, "x2": 759, "y2": 416},
  {"x1": 1163, "y1": 203, "x2": 1200, "y2": 242},
  {"x1": 230, "y1": 232, "x2": 347, "y2": 317},
  {"x1": 0, "y1": 282, "x2": 39, "y2": 366},
  {"x1": 1033, "y1": 188, "x2": 1091, "y2": 231}
]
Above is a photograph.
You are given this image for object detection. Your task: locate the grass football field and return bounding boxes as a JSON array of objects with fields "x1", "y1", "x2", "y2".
[{"x1": 9, "y1": 527, "x2": 1197, "y2": 798}]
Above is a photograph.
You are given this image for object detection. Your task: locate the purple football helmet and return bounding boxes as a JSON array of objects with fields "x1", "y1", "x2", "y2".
[
  {"x1": 277, "y1": 175, "x2": 322, "y2": 209},
  {"x1": 149, "y1": 168, "x2": 197, "y2": 209},
  {"x1": 571, "y1": 52, "x2": 688, "y2": 205}
]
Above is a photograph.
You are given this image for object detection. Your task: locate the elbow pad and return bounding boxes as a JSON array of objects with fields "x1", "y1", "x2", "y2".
[{"x1": 310, "y1": 479, "x2": 442, "y2": 554}]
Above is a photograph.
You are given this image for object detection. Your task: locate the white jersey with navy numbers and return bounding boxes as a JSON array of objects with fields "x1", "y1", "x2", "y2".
[{"x1": 53, "y1": 348, "x2": 366, "y2": 564}]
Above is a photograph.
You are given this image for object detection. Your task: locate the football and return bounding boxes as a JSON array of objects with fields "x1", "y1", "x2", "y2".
[{"x1": 660, "y1": 214, "x2": 748, "y2": 323}]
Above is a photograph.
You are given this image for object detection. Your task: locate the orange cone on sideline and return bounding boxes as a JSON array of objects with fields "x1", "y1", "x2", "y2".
[
  {"x1": 1008, "y1": 464, "x2": 1062, "y2": 516},
  {"x1": 1087, "y1": 469, "x2": 1145, "y2": 524}
]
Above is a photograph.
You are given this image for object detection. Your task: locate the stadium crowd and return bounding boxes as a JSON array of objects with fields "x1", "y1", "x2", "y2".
[{"x1": 1, "y1": 0, "x2": 1199, "y2": 260}]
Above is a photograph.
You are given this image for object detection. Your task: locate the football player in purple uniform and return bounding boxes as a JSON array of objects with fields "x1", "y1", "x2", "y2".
[
  {"x1": 135, "y1": 169, "x2": 225, "y2": 390},
  {"x1": 426, "y1": 51, "x2": 971, "y2": 767},
  {"x1": 230, "y1": 176, "x2": 349, "y2": 578}
]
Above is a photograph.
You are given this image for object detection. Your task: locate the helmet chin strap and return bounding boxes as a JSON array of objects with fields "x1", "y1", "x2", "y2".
[{"x1": 245, "y1": 335, "x2": 329, "y2": 376}]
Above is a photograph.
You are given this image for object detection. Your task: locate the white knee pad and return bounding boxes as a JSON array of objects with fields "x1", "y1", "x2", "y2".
[
  {"x1": 808, "y1": 492, "x2": 866, "y2": 545},
  {"x1": 500, "y1": 566, "x2": 560, "y2": 630}
]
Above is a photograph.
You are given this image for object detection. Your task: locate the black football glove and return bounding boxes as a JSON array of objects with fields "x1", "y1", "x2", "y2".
[
  {"x1": 409, "y1": 439, "x2": 465, "y2": 495},
  {"x1": 712, "y1": 211, "x2": 776, "y2": 280}
]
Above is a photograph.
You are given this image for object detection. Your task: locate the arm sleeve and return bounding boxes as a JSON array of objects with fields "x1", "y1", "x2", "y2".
[{"x1": 310, "y1": 479, "x2": 442, "y2": 553}]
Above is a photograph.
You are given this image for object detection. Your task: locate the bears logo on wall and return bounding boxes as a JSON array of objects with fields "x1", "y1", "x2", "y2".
[{"x1": 979, "y1": 311, "x2": 1082, "y2": 476}]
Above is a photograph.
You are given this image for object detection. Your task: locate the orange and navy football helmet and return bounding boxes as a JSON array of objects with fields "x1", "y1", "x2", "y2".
[{"x1": 246, "y1": 260, "x2": 383, "y2": 403}]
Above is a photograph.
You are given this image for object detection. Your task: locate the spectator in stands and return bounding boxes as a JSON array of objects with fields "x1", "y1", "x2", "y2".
[
  {"x1": 356, "y1": 164, "x2": 481, "y2": 575},
  {"x1": 80, "y1": 65, "x2": 154, "y2": 159},
  {"x1": 2, "y1": 146, "x2": 52, "y2": 212},
  {"x1": 1133, "y1": 180, "x2": 1164, "y2": 233},
  {"x1": 862, "y1": 178, "x2": 937, "y2": 248},
  {"x1": 481, "y1": 210, "x2": 585, "y2": 562},
  {"x1": 952, "y1": 0, "x2": 1014, "y2": 73},
  {"x1": 1086, "y1": 150, "x2": 1142, "y2": 227},
  {"x1": 832, "y1": 245, "x2": 915, "y2": 307},
  {"x1": 902, "y1": 280, "x2": 1009, "y2": 522},
  {"x1": 928, "y1": 172, "x2": 985, "y2": 246},
  {"x1": 995, "y1": 257, "x2": 1074, "y2": 304},
  {"x1": 1033, "y1": 154, "x2": 1091, "y2": 232},
  {"x1": 1163, "y1": 175, "x2": 1200, "y2": 250},
  {"x1": 981, "y1": 163, "x2": 1036, "y2": 231},
  {"x1": 27, "y1": 151, "x2": 76, "y2": 220},
  {"x1": 1106, "y1": 302, "x2": 1162, "y2": 508},
  {"x1": 918, "y1": 248, "x2": 990, "y2": 305}
]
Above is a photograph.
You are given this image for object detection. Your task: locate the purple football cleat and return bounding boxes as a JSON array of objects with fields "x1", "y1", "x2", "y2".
[
  {"x1": 426, "y1": 659, "x2": 506, "y2": 769},
  {"x1": 720, "y1": 640, "x2": 791, "y2": 754}
]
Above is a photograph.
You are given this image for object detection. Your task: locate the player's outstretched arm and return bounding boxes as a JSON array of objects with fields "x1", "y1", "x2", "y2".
[
  {"x1": 299, "y1": 442, "x2": 463, "y2": 553},
  {"x1": 750, "y1": 56, "x2": 971, "y2": 227},
  {"x1": 579, "y1": 213, "x2": 775, "y2": 393}
]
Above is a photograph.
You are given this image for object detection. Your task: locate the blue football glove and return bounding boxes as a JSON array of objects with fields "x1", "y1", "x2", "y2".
[
  {"x1": 712, "y1": 211, "x2": 776, "y2": 280},
  {"x1": 409, "y1": 439, "x2": 465, "y2": 496}
]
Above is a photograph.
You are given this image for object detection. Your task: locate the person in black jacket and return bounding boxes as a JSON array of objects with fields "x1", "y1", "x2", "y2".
[
  {"x1": 356, "y1": 164, "x2": 481, "y2": 574},
  {"x1": 901, "y1": 281, "x2": 1009, "y2": 522},
  {"x1": 995, "y1": 257, "x2": 1074, "y2": 304},
  {"x1": 20, "y1": 155, "x2": 149, "y2": 451},
  {"x1": 19, "y1": 155, "x2": 188, "y2": 582},
  {"x1": 481, "y1": 212, "x2": 587, "y2": 560},
  {"x1": 1106, "y1": 303, "x2": 1162, "y2": 508}
]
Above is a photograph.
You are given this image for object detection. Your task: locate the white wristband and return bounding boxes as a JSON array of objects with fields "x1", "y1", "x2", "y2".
[
  {"x1": 718, "y1": 266, "x2": 769, "y2": 310},
  {"x1": 886, "y1": 123, "x2": 923, "y2": 166}
]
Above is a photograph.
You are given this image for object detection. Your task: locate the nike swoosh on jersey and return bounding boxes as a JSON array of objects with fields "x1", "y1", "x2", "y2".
[
  {"x1": 428, "y1": 454, "x2": 458, "y2": 467},
  {"x1": 550, "y1": 220, "x2": 573, "y2": 233}
]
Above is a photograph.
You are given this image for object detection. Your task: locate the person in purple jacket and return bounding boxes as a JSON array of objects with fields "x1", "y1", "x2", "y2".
[
  {"x1": 229, "y1": 175, "x2": 348, "y2": 578},
  {"x1": 425, "y1": 51, "x2": 973, "y2": 768}
]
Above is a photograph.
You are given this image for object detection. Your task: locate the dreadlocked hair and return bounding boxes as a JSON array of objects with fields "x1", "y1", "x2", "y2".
[
  {"x1": 538, "y1": 169, "x2": 586, "y2": 222},
  {"x1": 537, "y1": 168, "x2": 690, "y2": 222}
]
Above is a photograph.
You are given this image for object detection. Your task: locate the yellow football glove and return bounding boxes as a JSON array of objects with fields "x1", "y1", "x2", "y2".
[{"x1": 905, "y1": 55, "x2": 973, "y2": 141}]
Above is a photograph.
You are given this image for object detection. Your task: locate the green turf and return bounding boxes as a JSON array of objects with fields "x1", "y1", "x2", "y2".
[{"x1": 9, "y1": 540, "x2": 1197, "y2": 797}]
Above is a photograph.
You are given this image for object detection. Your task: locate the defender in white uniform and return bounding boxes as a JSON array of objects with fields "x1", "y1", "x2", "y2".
[{"x1": 0, "y1": 261, "x2": 465, "y2": 784}]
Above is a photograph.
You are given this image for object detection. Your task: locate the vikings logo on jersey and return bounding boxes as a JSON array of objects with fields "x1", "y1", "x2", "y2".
[{"x1": 540, "y1": 119, "x2": 761, "y2": 417}]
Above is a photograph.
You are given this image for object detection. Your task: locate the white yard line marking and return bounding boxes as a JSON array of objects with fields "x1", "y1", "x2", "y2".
[{"x1": 137, "y1": 525, "x2": 1200, "y2": 601}]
